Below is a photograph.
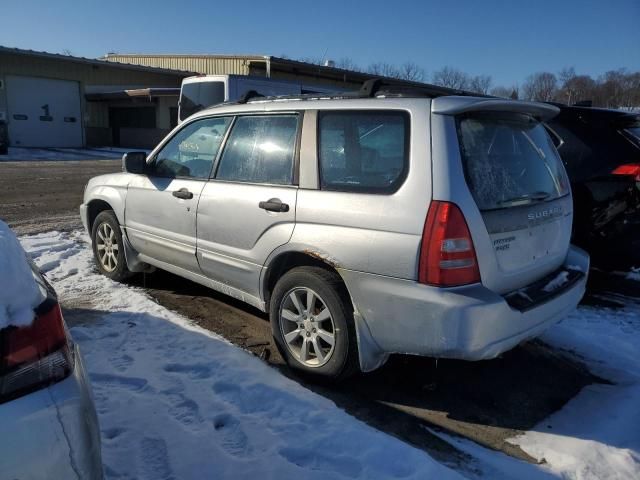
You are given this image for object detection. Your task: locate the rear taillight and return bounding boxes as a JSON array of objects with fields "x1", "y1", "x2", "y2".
[
  {"x1": 419, "y1": 201, "x2": 481, "y2": 287},
  {"x1": 0, "y1": 302, "x2": 73, "y2": 403},
  {"x1": 611, "y1": 163, "x2": 640, "y2": 182}
]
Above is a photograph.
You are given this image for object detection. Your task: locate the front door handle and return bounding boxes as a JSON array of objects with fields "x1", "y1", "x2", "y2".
[
  {"x1": 259, "y1": 198, "x2": 289, "y2": 212},
  {"x1": 172, "y1": 188, "x2": 193, "y2": 200}
]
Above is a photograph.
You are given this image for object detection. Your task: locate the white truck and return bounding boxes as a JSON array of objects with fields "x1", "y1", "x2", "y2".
[{"x1": 178, "y1": 74, "x2": 335, "y2": 123}]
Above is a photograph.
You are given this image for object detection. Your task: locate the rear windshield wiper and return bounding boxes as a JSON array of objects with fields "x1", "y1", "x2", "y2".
[{"x1": 497, "y1": 191, "x2": 551, "y2": 207}]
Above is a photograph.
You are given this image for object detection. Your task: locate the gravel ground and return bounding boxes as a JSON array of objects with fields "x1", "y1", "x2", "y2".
[{"x1": 0, "y1": 159, "x2": 121, "y2": 234}]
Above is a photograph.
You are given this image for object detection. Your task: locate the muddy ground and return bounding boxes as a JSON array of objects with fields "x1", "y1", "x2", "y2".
[
  {"x1": 1, "y1": 159, "x2": 612, "y2": 473},
  {"x1": 0, "y1": 159, "x2": 121, "y2": 234}
]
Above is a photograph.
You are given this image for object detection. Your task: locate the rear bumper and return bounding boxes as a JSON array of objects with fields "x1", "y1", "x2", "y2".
[
  {"x1": 1, "y1": 345, "x2": 103, "y2": 479},
  {"x1": 340, "y1": 245, "x2": 589, "y2": 372}
]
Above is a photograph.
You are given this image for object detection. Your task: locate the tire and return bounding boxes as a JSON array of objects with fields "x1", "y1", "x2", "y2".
[
  {"x1": 270, "y1": 266, "x2": 359, "y2": 381},
  {"x1": 91, "y1": 210, "x2": 133, "y2": 282}
]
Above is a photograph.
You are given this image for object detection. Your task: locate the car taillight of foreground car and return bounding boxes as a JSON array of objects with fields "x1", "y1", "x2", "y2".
[{"x1": 0, "y1": 300, "x2": 74, "y2": 404}]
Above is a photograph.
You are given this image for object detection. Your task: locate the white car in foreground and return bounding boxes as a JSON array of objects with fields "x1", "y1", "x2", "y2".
[{"x1": 0, "y1": 221, "x2": 102, "y2": 479}]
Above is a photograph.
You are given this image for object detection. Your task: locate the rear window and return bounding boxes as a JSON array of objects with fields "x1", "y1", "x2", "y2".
[
  {"x1": 318, "y1": 111, "x2": 409, "y2": 193},
  {"x1": 180, "y1": 81, "x2": 225, "y2": 121},
  {"x1": 457, "y1": 113, "x2": 570, "y2": 211}
]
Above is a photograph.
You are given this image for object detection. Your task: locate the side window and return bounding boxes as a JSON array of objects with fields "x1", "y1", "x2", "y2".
[
  {"x1": 152, "y1": 116, "x2": 232, "y2": 179},
  {"x1": 216, "y1": 115, "x2": 298, "y2": 185},
  {"x1": 318, "y1": 111, "x2": 409, "y2": 193}
]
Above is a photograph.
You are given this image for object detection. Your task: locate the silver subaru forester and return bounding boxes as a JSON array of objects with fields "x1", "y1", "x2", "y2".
[{"x1": 81, "y1": 83, "x2": 589, "y2": 380}]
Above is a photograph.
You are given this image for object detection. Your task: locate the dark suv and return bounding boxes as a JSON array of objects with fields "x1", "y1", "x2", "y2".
[{"x1": 546, "y1": 104, "x2": 640, "y2": 269}]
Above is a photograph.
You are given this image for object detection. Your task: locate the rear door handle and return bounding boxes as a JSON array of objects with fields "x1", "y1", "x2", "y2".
[
  {"x1": 172, "y1": 188, "x2": 193, "y2": 200},
  {"x1": 259, "y1": 198, "x2": 289, "y2": 212}
]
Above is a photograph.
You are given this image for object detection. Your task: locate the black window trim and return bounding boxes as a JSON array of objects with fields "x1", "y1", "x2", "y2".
[
  {"x1": 210, "y1": 111, "x2": 303, "y2": 187},
  {"x1": 316, "y1": 109, "x2": 411, "y2": 195},
  {"x1": 147, "y1": 114, "x2": 234, "y2": 181}
]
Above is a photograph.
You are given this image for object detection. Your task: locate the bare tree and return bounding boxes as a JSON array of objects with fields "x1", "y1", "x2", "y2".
[
  {"x1": 431, "y1": 67, "x2": 470, "y2": 90},
  {"x1": 522, "y1": 72, "x2": 558, "y2": 101},
  {"x1": 595, "y1": 69, "x2": 640, "y2": 108},
  {"x1": 469, "y1": 75, "x2": 492, "y2": 94},
  {"x1": 335, "y1": 57, "x2": 360, "y2": 71},
  {"x1": 563, "y1": 75, "x2": 597, "y2": 105},
  {"x1": 558, "y1": 67, "x2": 576, "y2": 87},
  {"x1": 490, "y1": 86, "x2": 512, "y2": 98},
  {"x1": 367, "y1": 62, "x2": 402, "y2": 79},
  {"x1": 556, "y1": 67, "x2": 597, "y2": 105},
  {"x1": 399, "y1": 62, "x2": 425, "y2": 82}
]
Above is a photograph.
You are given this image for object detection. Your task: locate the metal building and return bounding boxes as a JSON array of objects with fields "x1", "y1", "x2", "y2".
[
  {"x1": 0, "y1": 46, "x2": 193, "y2": 149},
  {"x1": 1, "y1": 48, "x2": 415, "y2": 150},
  {"x1": 102, "y1": 54, "x2": 380, "y2": 90}
]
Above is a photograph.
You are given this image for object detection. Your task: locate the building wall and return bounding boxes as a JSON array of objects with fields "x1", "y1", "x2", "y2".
[
  {"x1": 0, "y1": 51, "x2": 188, "y2": 148},
  {"x1": 104, "y1": 55, "x2": 257, "y2": 76},
  {"x1": 103, "y1": 55, "x2": 367, "y2": 90}
]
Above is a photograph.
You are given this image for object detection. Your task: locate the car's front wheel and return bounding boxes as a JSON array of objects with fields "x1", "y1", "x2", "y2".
[
  {"x1": 91, "y1": 210, "x2": 132, "y2": 282},
  {"x1": 270, "y1": 267, "x2": 359, "y2": 381}
]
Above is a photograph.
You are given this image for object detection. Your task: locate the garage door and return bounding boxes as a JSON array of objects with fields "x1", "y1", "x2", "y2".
[{"x1": 6, "y1": 75, "x2": 83, "y2": 147}]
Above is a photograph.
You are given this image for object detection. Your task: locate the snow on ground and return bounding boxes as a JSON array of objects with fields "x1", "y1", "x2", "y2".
[
  {"x1": 507, "y1": 299, "x2": 640, "y2": 479},
  {"x1": 19, "y1": 229, "x2": 462, "y2": 480},
  {"x1": 0, "y1": 220, "x2": 45, "y2": 328},
  {"x1": 1, "y1": 147, "x2": 147, "y2": 161},
  {"x1": 17, "y1": 229, "x2": 640, "y2": 479},
  {"x1": 426, "y1": 291, "x2": 640, "y2": 479}
]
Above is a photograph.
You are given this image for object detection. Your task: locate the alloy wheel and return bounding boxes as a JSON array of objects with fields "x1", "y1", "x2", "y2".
[
  {"x1": 95, "y1": 222, "x2": 119, "y2": 272},
  {"x1": 279, "y1": 287, "x2": 336, "y2": 367}
]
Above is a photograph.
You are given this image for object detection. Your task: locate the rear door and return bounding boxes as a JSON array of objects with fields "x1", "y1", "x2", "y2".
[
  {"x1": 196, "y1": 113, "x2": 300, "y2": 299},
  {"x1": 455, "y1": 112, "x2": 573, "y2": 293},
  {"x1": 125, "y1": 116, "x2": 232, "y2": 272},
  {"x1": 179, "y1": 77, "x2": 226, "y2": 123}
]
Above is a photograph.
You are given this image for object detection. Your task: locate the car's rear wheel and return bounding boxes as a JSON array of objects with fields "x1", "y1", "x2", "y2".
[
  {"x1": 270, "y1": 266, "x2": 359, "y2": 381},
  {"x1": 91, "y1": 210, "x2": 132, "y2": 282}
]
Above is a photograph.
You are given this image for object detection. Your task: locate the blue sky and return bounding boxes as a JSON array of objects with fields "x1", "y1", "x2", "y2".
[{"x1": 1, "y1": 0, "x2": 638, "y2": 87}]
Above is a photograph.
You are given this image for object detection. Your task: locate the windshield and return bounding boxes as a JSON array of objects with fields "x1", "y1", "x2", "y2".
[
  {"x1": 179, "y1": 81, "x2": 225, "y2": 121},
  {"x1": 457, "y1": 113, "x2": 570, "y2": 210}
]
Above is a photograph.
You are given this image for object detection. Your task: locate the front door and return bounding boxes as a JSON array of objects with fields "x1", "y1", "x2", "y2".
[
  {"x1": 125, "y1": 116, "x2": 232, "y2": 272},
  {"x1": 196, "y1": 114, "x2": 300, "y2": 299}
]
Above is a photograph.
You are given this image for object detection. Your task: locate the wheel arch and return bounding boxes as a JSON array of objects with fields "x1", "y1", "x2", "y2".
[
  {"x1": 86, "y1": 190, "x2": 125, "y2": 230},
  {"x1": 261, "y1": 247, "x2": 389, "y2": 373},
  {"x1": 262, "y1": 249, "x2": 345, "y2": 308},
  {"x1": 87, "y1": 199, "x2": 116, "y2": 233}
]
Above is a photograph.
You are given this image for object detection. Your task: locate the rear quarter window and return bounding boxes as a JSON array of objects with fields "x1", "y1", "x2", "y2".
[
  {"x1": 317, "y1": 111, "x2": 409, "y2": 193},
  {"x1": 457, "y1": 113, "x2": 570, "y2": 211}
]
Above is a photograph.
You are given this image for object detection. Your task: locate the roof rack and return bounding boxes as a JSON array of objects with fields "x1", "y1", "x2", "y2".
[
  {"x1": 356, "y1": 78, "x2": 479, "y2": 98},
  {"x1": 221, "y1": 78, "x2": 487, "y2": 107},
  {"x1": 236, "y1": 89, "x2": 265, "y2": 104}
]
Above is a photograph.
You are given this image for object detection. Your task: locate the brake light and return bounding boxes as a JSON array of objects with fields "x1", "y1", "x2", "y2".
[
  {"x1": 419, "y1": 201, "x2": 481, "y2": 287},
  {"x1": 611, "y1": 163, "x2": 640, "y2": 182},
  {"x1": 0, "y1": 302, "x2": 73, "y2": 403}
]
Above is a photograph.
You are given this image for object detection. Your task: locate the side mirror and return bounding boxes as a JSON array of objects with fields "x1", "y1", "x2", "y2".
[{"x1": 122, "y1": 152, "x2": 147, "y2": 174}]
